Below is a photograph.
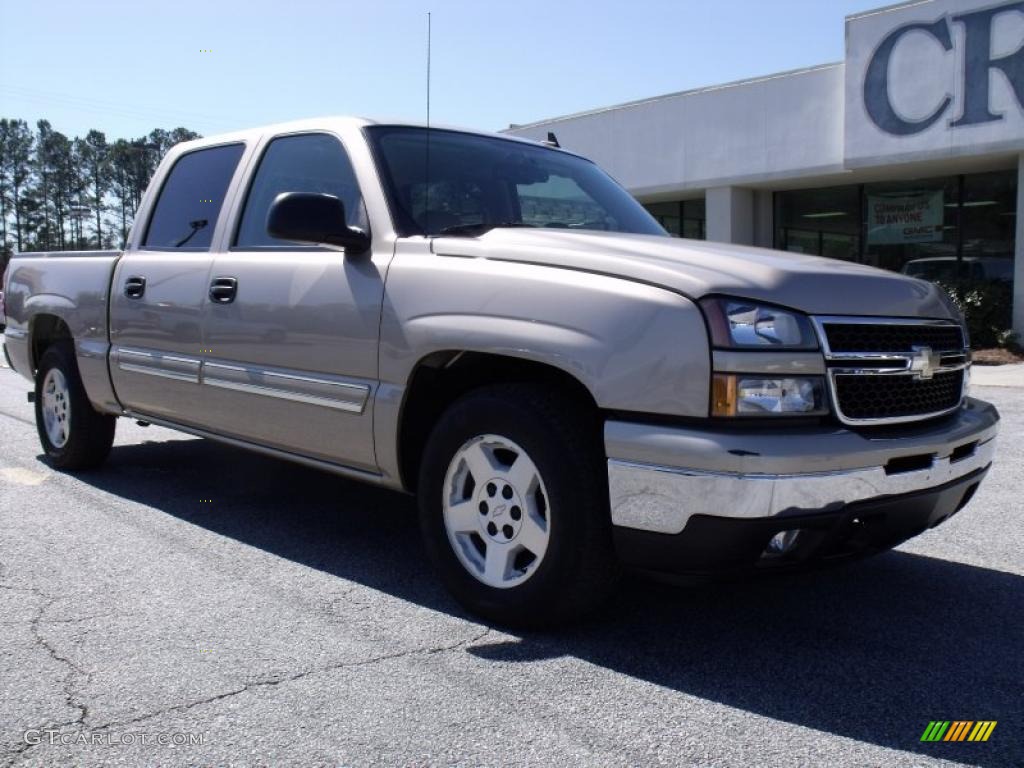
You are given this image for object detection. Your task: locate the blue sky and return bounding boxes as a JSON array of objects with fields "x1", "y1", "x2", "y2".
[{"x1": 2, "y1": 0, "x2": 882, "y2": 140}]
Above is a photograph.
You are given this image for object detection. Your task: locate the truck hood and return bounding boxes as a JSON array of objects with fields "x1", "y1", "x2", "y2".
[{"x1": 432, "y1": 229, "x2": 957, "y2": 319}]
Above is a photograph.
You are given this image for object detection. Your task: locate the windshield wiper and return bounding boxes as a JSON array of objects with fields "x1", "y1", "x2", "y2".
[
  {"x1": 174, "y1": 219, "x2": 209, "y2": 247},
  {"x1": 437, "y1": 221, "x2": 535, "y2": 236}
]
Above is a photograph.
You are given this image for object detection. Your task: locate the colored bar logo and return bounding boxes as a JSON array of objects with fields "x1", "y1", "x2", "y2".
[{"x1": 921, "y1": 721, "x2": 997, "y2": 742}]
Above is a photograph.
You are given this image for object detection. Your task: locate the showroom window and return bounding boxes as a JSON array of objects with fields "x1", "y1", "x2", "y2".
[
  {"x1": 643, "y1": 199, "x2": 705, "y2": 239},
  {"x1": 960, "y1": 170, "x2": 1016, "y2": 283},
  {"x1": 773, "y1": 185, "x2": 861, "y2": 262},
  {"x1": 645, "y1": 201, "x2": 680, "y2": 234},
  {"x1": 774, "y1": 170, "x2": 1016, "y2": 288},
  {"x1": 863, "y1": 176, "x2": 959, "y2": 274}
]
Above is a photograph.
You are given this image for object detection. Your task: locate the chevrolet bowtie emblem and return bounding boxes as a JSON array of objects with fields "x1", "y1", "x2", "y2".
[{"x1": 909, "y1": 345, "x2": 942, "y2": 380}]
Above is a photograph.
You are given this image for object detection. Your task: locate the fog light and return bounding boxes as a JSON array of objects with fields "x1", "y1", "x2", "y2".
[{"x1": 764, "y1": 529, "x2": 801, "y2": 557}]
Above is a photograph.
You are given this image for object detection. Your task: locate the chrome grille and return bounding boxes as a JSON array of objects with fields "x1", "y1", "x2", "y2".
[
  {"x1": 833, "y1": 370, "x2": 965, "y2": 421},
  {"x1": 813, "y1": 317, "x2": 969, "y2": 425},
  {"x1": 822, "y1": 323, "x2": 964, "y2": 355}
]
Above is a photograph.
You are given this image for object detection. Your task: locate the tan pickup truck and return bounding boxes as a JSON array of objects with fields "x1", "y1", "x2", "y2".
[{"x1": 1, "y1": 118, "x2": 999, "y2": 625}]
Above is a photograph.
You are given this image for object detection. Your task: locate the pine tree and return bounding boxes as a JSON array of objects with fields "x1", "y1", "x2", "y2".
[
  {"x1": 1, "y1": 118, "x2": 200, "y2": 250},
  {"x1": 81, "y1": 130, "x2": 111, "y2": 248},
  {"x1": 0, "y1": 120, "x2": 12, "y2": 253},
  {"x1": 5, "y1": 120, "x2": 34, "y2": 252},
  {"x1": 108, "y1": 139, "x2": 136, "y2": 247}
]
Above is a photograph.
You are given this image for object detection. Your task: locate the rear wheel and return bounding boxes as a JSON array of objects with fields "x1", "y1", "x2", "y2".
[
  {"x1": 418, "y1": 383, "x2": 617, "y2": 627},
  {"x1": 35, "y1": 342, "x2": 116, "y2": 470}
]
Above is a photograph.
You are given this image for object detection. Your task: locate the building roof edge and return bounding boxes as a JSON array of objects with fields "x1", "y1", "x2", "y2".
[{"x1": 504, "y1": 62, "x2": 844, "y2": 132}]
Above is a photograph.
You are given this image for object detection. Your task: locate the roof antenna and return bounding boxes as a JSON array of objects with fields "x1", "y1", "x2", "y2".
[
  {"x1": 424, "y1": 11, "x2": 433, "y2": 236},
  {"x1": 426, "y1": 12, "x2": 432, "y2": 131},
  {"x1": 544, "y1": 131, "x2": 560, "y2": 148}
]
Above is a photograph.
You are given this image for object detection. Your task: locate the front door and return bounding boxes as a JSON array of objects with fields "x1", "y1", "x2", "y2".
[
  {"x1": 197, "y1": 132, "x2": 385, "y2": 472},
  {"x1": 109, "y1": 142, "x2": 245, "y2": 425}
]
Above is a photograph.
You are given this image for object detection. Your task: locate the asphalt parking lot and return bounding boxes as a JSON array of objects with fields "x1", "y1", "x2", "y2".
[{"x1": 0, "y1": 358, "x2": 1021, "y2": 768}]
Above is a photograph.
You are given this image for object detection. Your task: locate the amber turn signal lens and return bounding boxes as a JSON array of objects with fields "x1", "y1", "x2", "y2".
[
  {"x1": 712, "y1": 373, "x2": 827, "y2": 416},
  {"x1": 712, "y1": 374, "x2": 737, "y2": 417}
]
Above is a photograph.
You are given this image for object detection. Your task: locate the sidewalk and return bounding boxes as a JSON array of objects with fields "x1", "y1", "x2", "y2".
[{"x1": 972, "y1": 363, "x2": 1024, "y2": 388}]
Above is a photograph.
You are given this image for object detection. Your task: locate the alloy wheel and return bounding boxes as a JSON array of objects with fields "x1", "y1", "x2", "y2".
[
  {"x1": 41, "y1": 368, "x2": 71, "y2": 448},
  {"x1": 442, "y1": 434, "x2": 551, "y2": 589}
]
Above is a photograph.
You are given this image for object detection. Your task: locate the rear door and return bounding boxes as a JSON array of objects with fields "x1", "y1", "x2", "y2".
[
  {"x1": 196, "y1": 131, "x2": 385, "y2": 472},
  {"x1": 109, "y1": 142, "x2": 246, "y2": 423}
]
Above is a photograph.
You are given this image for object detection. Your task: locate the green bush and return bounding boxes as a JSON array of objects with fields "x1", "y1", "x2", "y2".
[{"x1": 936, "y1": 279, "x2": 1018, "y2": 349}]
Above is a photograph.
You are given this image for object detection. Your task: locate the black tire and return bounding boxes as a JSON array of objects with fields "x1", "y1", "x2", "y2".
[
  {"x1": 418, "y1": 383, "x2": 618, "y2": 627},
  {"x1": 34, "y1": 341, "x2": 116, "y2": 470}
]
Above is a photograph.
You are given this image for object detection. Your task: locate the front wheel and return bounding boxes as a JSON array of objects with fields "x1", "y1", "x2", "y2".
[
  {"x1": 35, "y1": 342, "x2": 116, "y2": 470},
  {"x1": 418, "y1": 384, "x2": 617, "y2": 627}
]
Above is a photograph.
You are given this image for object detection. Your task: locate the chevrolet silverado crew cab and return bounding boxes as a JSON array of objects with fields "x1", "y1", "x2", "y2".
[{"x1": 2, "y1": 118, "x2": 999, "y2": 625}]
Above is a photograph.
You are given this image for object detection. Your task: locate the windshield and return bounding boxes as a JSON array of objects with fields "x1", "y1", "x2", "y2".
[{"x1": 365, "y1": 126, "x2": 667, "y2": 238}]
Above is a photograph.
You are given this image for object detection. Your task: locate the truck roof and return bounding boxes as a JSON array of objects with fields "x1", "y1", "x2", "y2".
[{"x1": 172, "y1": 116, "x2": 561, "y2": 155}]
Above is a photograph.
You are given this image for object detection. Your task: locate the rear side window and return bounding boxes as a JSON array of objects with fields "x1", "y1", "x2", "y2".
[
  {"x1": 234, "y1": 133, "x2": 366, "y2": 248},
  {"x1": 143, "y1": 143, "x2": 244, "y2": 249}
]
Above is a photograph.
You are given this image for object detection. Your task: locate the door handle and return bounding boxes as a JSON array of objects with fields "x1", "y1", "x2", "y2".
[
  {"x1": 209, "y1": 277, "x2": 238, "y2": 304},
  {"x1": 124, "y1": 276, "x2": 146, "y2": 299}
]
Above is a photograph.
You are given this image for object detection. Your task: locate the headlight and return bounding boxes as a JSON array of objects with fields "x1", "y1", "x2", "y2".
[
  {"x1": 712, "y1": 374, "x2": 827, "y2": 417},
  {"x1": 701, "y1": 297, "x2": 818, "y2": 349}
]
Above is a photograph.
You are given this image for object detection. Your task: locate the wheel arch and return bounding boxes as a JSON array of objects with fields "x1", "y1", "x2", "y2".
[
  {"x1": 394, "y1": 350, "x2": 601, "y2": 493},
  {"x1": 30, "y1": 313, "x2": 73, "y2": 372}
]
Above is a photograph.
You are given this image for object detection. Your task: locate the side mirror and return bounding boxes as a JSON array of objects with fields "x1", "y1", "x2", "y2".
[{"x1": 266, "y1": 192, "x2": 370, "y2": 253}]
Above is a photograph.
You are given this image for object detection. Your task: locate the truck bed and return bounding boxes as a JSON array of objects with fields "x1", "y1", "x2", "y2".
[{"x1": 2, "y1": 250, "x2": 123, "y2": 410}]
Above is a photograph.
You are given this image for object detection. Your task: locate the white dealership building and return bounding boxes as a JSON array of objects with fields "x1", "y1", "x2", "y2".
[{"x1": 507, "y1": 0, "x2": 1024, "y2": 337}]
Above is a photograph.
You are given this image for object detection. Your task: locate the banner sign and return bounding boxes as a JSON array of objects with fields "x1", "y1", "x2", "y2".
[{"x1": 867, "y1": 191, "x2": 944, "y2": 244}]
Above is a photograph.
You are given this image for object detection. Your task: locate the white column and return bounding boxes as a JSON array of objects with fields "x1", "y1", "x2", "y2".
[
  {"x1": 1014, "y1": 156, "x2": 1024, "y2": 338},
  {"x1": 706, "y1": 186, "x2": 754, "y2": 245}
]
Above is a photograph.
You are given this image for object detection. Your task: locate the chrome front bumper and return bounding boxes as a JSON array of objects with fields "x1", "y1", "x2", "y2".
[{"x1": 607, "y1": 399, "x2": 999, "y2": 535}]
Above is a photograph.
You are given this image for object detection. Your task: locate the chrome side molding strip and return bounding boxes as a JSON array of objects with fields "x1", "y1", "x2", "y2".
[
  {"x1": 201, "y1": 362, "x2": 370, "y2": 413},
  {"x1": 114, "y1": 347, "x2": 201, "y2": 384},
  {"x1": 113, "y1": 348, "x2": 372, "y2": 414}
]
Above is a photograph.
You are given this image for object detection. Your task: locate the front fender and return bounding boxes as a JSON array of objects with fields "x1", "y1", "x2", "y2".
[{"x1": 379, "y1": 252, "x2": 710, "y2": 417}]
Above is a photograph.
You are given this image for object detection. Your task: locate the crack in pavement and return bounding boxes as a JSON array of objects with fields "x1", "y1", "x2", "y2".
[
  {"x1": 1, "y1": 584, "x2": 94, "y2": 768},
  {"x1": 87, "y1": 625, "x2": 493, "y2": 734},
  {"x1": 0, "y1": 407, "x2": 35, "y2": 428},
  {"x1": 0, "y1": 613, "x2": 119, "y2": 627},
  {"x1": 2, "y1": 619, "x2": 492, "y2": 766}
]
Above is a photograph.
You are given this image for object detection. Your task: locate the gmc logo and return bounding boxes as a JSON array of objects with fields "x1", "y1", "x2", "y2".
[{"x1": 865, "y1": 1, "x2": 1024, "y2": 135}]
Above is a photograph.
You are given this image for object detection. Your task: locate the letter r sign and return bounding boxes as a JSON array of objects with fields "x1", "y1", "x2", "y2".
[{"x1": 864, "y1": 1, "x2": 1024, "y2": 135}]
